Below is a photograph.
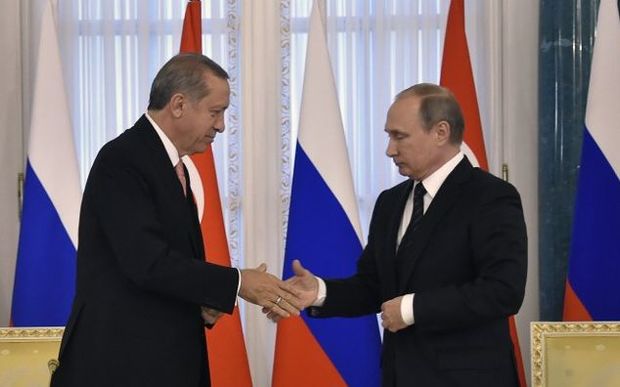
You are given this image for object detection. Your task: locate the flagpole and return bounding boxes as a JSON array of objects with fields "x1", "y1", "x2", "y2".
[{"x1": 17, "y1": 172, "x2": 24, "y2": 220}]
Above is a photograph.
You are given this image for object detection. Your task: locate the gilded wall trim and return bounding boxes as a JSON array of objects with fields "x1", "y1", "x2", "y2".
[
  {"x1": 0, "y1": 327, "x2": 64, "y2": 341},
  {"x1": 530, "y1": 321, "x2": 620, "y2": 387}
]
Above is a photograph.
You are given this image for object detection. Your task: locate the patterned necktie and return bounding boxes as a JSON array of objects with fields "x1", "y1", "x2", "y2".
[
  {"x1": 175, "y1": 161, "x2": 187, "y2": 197},
  {"x1": 409, "y1": 182, "x2": 426, "y2": 232}
]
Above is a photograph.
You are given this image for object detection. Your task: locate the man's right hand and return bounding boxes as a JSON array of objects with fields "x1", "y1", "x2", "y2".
[
  {"x1": 263, "y1": 259, "x2": 319, "y2": 322},
  {"x1": 239, "y1": 263, "x2": 302, "y2": 319},
  {"x1": 287, "y1": 259, "x2": 319, "y2": 307}
]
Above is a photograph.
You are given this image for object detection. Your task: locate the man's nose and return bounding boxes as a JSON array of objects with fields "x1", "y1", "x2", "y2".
[
  {"x1": 214, "y1": 116, "x2": 225, "y2": 133},
  {"x1": 386, "y1": 140, "x2": 397, "y2": 157}
]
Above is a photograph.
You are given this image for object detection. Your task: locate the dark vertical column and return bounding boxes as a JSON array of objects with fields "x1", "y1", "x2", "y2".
[{"x1": 538, "y1": 0, "x2": 598, "y2": 320}]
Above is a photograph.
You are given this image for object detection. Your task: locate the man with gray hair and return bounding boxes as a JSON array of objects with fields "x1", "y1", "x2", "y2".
[
  {"x1": 51, "y1": 53, "x2": 301, "y2": 387},
  {"x1": 287, "y1": 83, "x2": 527, "y2": 386}
]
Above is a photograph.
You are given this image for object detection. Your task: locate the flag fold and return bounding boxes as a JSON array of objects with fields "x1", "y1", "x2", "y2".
[{"x1": 11, "y1": 0, "x2": 81, "y2": 327}]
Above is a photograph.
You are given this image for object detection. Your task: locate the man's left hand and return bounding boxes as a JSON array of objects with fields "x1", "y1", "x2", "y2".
[
  {"x1": 380, "y1": 296, "x2": 407, "y2": 333},
  {"x1": 201, "y1": 307, "x2": 223, "y2": 327}
]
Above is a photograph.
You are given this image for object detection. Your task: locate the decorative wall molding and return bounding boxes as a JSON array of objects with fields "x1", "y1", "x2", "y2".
[
  {"x1": 226, "y1": 0, "x2": 242, "y2": 268},
  {"x1": 530, "y1": 322, "x2": 620, "y2": 387},
  {"x1": 279, "y1": 0, "x2": 292, "y2": 259}
]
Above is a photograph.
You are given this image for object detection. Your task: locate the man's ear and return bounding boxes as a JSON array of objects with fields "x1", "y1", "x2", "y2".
[
  {"x1": 169, "y1": 93, "x2": 185, "y2": 119},
  {"x1": 434, "y1": 120, "x2": 451, "y2": 145}
]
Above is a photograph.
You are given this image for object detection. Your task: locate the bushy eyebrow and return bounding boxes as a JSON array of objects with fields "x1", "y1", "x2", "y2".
[
  {"x1": 385, "y1": 127, "x2": 406, "y2": 135},
  {"x1": 210, "y1": 105, "x2": 229, "y2": 111}
]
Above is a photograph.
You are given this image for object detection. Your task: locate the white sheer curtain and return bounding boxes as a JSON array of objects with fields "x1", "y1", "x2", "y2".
[
  {"x1": 55, "y1": 0, "x2": 243, "y2": 265},
  {"x1": 41, "y1": 0, "x2": 501, "y2": 384},
  {"x1": 287, "y1": 0, "x2": 450, "y2": 237}
]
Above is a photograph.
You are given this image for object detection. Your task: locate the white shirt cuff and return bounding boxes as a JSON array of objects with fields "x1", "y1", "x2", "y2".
[
  {"x1": 400, "y1": 293, "x2": 415, "y2": 325},
  {"x1": 235, "y1": 268, "x2": 241, "y2": 306},
  {"x1": 312, "y1": 277, "x2": 327, "y2": 306}
]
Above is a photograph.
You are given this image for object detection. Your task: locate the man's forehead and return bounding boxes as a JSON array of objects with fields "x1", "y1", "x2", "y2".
[
  {"x1": 392, "y1": 94, "x2": 420, "y2": 109},
  {"x1": 203, "y1": 71, "x2": 229, "y2": 87},
  {"x1": 387, "y1": 97, "x2": 418, "y2": 122},
  {"x1": 204, "y1": 74, "x2": 230, "y2": 101}
]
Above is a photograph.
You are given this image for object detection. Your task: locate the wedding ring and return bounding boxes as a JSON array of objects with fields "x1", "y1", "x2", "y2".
[{"x1": 275, "y1": 296, "x2": 283, "y2": 305}]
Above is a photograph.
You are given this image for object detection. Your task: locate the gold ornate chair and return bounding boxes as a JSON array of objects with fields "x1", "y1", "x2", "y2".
[
  {"x1": 0, "y1": 327, "x2": 63, "y2": 386},
  {"x1": 531, "y1": 322, "x2": 620, "y2": 387}
]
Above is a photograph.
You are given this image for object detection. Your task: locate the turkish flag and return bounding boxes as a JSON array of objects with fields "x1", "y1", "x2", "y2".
[{"x1": 180, "y1": 1, "x2": 252, "y2": 386}]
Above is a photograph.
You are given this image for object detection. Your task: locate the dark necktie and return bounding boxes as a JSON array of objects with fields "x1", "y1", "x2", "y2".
[{"x1": 409, "y1": 182, "x2": 426, "y2": 232}]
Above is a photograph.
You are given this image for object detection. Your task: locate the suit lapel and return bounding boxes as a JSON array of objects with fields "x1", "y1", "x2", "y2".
[
  {"x1": 137, "y1": 116, "x2": 205, "y2": 261},
  {"x1": 389, "y1": 180, "x2": 414, "y2": 257},
  {"x1": 378, "y1": 180, "x2": 412, "y2": 297},
  {"x1": 137, "y1": 115, "x2": 184, "y2": 197},
  {"x1": 185, "y1": 166, "x2": 205, "y2": 261},
  {"x1": 396, "y1": 157, "x2": 474, "y2": 292}
]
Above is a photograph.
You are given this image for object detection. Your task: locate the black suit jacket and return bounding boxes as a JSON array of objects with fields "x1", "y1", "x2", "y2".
[
  {"x1": 51, "y1": 115, "x2": 239, "y2": 387},
  {"x1": 310, "y1": 157, "x2": 527, "y2": 387}
]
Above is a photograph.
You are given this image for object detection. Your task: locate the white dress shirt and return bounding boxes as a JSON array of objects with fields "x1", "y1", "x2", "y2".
[{"x1": 313, "y1": 152, "x2": 465, "y2": 327}]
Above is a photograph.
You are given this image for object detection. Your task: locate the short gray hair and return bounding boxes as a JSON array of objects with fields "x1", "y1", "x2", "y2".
[
  {"x1": 396, "y1": 83, "x2": 464, "y2": 144},
  {"x1": 148, "y1": 53, "x2": 229, "y2": 110}
]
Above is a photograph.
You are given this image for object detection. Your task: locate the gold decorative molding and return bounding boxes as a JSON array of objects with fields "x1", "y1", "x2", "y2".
[
  {"x1": 0, "y1": 327, "x2": 64, "y2": 342},
  {"x1": 0, "y1": 327, "x2": 64, "y2": 382},
  {"x1": 531, "y1": 322, "x2": 620, "y2": 387}
]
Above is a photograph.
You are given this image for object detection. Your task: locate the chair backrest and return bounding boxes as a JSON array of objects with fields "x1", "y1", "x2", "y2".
[
  {"x1": 531, "y1": 322, "x2": 620, "y2": 387},
  {"x1": 0, "y1": 327, "x2": 63, "y2": 386}
]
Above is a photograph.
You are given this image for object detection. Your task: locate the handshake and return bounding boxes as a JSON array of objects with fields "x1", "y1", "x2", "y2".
[{"x1": 201, "y1": 260, "x2": 318, "y2": 326}]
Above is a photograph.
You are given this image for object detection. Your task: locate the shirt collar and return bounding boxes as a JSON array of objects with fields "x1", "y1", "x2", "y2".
[
  {"x1": 145, "y1": 112, "x2": 180, "y2": 167},
  {"x1": 418, "y1": 151, "x2": 464, "y2": 199}
]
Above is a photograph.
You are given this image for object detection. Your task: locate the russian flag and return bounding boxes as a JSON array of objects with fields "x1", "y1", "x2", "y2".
[
  {"x1": 272, "y1": 1, "x2": 381, "y2": 386},
  {"x1": 11, "y1": 0, "x2": 81, "y2": 327},
  {"x1": 563, "y1": 0, "x2": 620, "y2": 321}
]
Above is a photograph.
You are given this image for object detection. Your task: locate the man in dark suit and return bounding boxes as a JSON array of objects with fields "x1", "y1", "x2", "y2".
[
  {"x1": 51, "y1": 53, "x2": 301, "y2": 387},
  {"x1": 284, "y1": 83, "x2": 527, "y2": 386}
]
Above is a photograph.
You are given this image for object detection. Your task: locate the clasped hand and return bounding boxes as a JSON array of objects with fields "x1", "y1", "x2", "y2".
[
  {"x1": 204, "y1": 262, "x2": 311, "y2": 326},
  {"x1": 234, "y1": 260, "x2": 408, "y2": 331},
  {"x1": 239, "y1": 263, "x2": 304, "y2": 320},
  {"x1": 262, "y1": 260, "x2": 319, "y2": 322}
]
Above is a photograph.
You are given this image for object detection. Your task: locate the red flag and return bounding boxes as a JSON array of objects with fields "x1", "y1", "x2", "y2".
[
  {"x1": 180, "y1": 1, "x2": 253, "y2": 385},
  {"x1": 440, "y1": 1, "x2": 527, "y2": 386}
]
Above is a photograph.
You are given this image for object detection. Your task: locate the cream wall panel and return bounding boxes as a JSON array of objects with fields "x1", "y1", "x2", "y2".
[{"x1": 0, "y1": 0, "x2": 23, "y2": 326}]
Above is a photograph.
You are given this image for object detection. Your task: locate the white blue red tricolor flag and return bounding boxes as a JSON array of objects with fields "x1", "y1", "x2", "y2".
[
  {"x1": 272, "y1": 1, "x2": 381, "y2": 386},
  {"x1": 563, "y1": 0, "x2": 620, "y2": 320},
  {"x1": 11, "y1": 0, "x2": 81, "y2": 326}
]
